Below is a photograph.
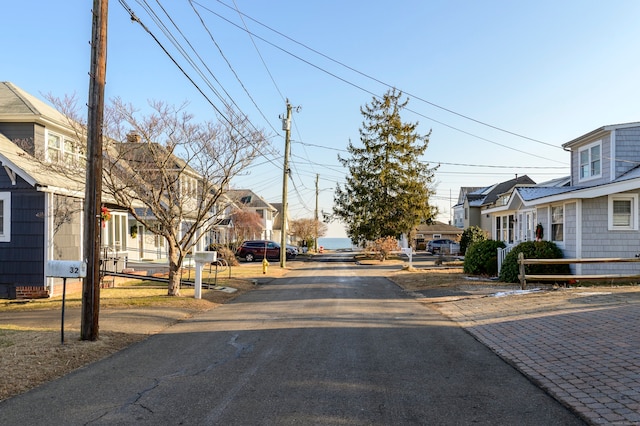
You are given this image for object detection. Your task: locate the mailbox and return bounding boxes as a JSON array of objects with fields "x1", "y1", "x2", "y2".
[
  {"x1": 193, "y1": 251, "x2": 217, "y2": 264},
  {"x1": 46, "y1": 260, "x2": 87, "y2": 278}
]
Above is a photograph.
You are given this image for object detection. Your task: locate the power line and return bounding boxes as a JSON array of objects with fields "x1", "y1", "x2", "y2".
[
  {"x1": 209, "y1": 0, "x2": 559, "y2": 148},
  {"x1": 190, "y1": 1, "x2": 564, "y2": 164}
]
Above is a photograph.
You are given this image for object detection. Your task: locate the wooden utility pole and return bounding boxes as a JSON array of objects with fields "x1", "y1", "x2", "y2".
[
  {"x1": 81, "y1": 0, "x2": 108, "y2": 341},
  {"x1": 279, "y1": 100, "x2": 292, "y2": 268}
]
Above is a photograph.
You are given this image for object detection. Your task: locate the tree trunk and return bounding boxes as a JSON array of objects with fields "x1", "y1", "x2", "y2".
[{"x1": 166, "y1": 241, "x2": 182, "y2": 296}]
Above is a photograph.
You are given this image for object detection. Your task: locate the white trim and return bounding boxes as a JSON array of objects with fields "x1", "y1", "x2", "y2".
[
  {"x1": 610, "y1": 130, "x2": 616, "y2": 183},
  {"x1": 551, "y1": 204, "x2": 565, "y2": 246},
  {"x1": 576, "y1": 199, "x2": 582, "y2": 275},
  {"x1": 577, "y1": 140, "x2": 602, "y2": 183},
  {"x1": 45, "y1": 192, "x2": 54, "y2": 294},
  {"x1": 0, "y1": 192, "x2": 10, "y2": 242},
  {"x1": 3, "y1": 166, "x2": 16, "y2": 185},
  {"x1": 607, "y1": 193, "x2": 638, "y2": 231}
]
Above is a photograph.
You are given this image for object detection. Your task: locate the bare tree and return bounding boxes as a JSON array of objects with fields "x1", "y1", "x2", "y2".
[
  {"x1": 102, "y1": 99, "x2": 269, "y2": 296},
  {"x1": 25, "y1": 94, "x2": 269, "y2": 296},
  {"x1": 230, "y1": 209, "x2": 263, "y2": 243},
  {"x1": 290, "y1": 218, "x2": 327, "y2": 246}
]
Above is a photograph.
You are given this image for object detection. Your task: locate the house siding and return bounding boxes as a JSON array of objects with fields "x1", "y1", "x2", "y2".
[
  {"x1": 52, "y1": 195, "x2": 83, "y2": 260},
  {"x1": 580, "y1": 196, "x2": 640, "y2": 274},
  {"x1": 563, "y1": 202, "x2": 577, "y2": 259},
  {"x1": 614, "y1": 127, "x2": 640, "y2": 179},
  {"x1": 0, "y1": 122, "x2": 43, "y2": 156},
  {"x1": 0, "y1": 188, "x2": 45, "y2": 295}
]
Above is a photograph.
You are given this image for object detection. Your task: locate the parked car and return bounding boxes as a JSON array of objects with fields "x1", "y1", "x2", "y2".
[
  {"x1": 427, "y1": 239, "x2": 459, "y2": 254},
  {"x1": 236, "y1": 240, "x2": 297, "y2": 262}
]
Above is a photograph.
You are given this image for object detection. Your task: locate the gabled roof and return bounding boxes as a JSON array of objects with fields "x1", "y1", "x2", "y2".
[
  {"x1": 481, "y1": 175, "x2": 536, "y2": 206},
  {"x1": 227, "y1": 189, "x2": 276, "y2": 211},
  {"x1": 464, "y1": 176, "x2": 536, "y2": 208},
  {"x1": 0, "y1": 82, "x2": 70, "y2": 130},
  {"x1": 457, "y1": 186, "x2": 483, "y2": 204},
  {"x1": 116, "y1": 140, "x2": 197, "y2": 177}
]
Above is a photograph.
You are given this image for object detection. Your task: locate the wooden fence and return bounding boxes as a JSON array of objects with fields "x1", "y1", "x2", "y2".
[{"x1": 517, "y1": 252, "x2": 640, "y2": 290}]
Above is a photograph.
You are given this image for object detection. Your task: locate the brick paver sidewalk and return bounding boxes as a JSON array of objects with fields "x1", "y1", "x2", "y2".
[{"x1": 427, "y1": 286, "x2": 640, "y2": 425}]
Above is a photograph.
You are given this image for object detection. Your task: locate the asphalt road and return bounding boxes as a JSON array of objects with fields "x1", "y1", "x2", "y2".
[{"x1": 0, "y1": 257, "x2": 584, "y2": 425}]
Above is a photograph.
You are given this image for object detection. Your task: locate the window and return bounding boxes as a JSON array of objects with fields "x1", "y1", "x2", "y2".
[
  {"x1": 0, "y1": 192, "x2": 10, "y2": 242},
  {"x1": 47, "y1": 133, "x2": 61, "y2": 162},
  {"x1": 551, "y1": 206, "x2": 563, "y2": 242},
  {"x1": 46, "y1": 131, "x2": 85, "y2": 166},
  {"x1": 579, "y1": 141, "x2": 601, "y2": 181},
  {"x1": 608, "y1": 194, "x2": 638, "y2": 231}
]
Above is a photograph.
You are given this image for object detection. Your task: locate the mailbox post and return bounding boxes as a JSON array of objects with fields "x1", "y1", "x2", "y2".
[
  {"x1": 46, "y1": 260, "x2": 87, "y2": 344},
  {"x1": 193, "y1": 251, "x2": 217, "y2": 299},
  {"x1": 401, "y1": 247, "x2": 414, "y2": 268}
]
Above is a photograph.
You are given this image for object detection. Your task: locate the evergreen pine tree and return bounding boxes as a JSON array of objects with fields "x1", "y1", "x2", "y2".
[{"x1": 333, "y1": 89, "x2": 438, "y2": 244}]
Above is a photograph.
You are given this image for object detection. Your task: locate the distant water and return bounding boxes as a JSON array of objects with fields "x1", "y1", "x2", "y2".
[{"x1": 318, "y1": 237, "x2": 355, "y2": 250}]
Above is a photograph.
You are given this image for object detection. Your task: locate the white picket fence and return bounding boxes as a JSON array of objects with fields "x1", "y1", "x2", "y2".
[{"x1": 497, "y1": 244, "x2": 514, "y2": 274}]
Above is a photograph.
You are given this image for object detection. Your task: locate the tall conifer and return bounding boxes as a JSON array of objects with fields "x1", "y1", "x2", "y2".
[{"x1": 334, "y1": 89, "x2": 438, "y2": 244}]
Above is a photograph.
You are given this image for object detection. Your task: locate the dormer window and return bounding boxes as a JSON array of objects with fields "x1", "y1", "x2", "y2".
[{"x1": 578, "y1": 141, "x2": 601, "y2": 181}]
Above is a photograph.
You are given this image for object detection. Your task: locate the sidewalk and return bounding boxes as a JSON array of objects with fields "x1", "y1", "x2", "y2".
[{"x1": 424, "y1": 285, "x2": 640, "y2": 425}]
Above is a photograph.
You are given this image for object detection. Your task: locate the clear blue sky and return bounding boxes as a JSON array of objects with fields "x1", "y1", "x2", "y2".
[{"x1": 2, "y1": 1, "x2": 640, "y2": 237}]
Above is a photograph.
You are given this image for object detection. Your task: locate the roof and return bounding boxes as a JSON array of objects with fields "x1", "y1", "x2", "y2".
[
  {"x1": 116, "y1": 141, "x2": 195, "y2": 175},
  {"x1": 416, "y1": 220, "x2": 463, "y2": 234},
  {"x1": 227, "y1": 189, "x2": 276, "y2": 210},
  {"x1": 515, "y1": 186, "x2": 577, "y2": 201},
  {"x1": 0, "y1": 82, "x2": 70, "y2": 130},
  {"x1": 481, "y1": 175, "x2": 535, "y2": 206},
  {"x1": 0, "y1": 132, "x2": 84, "y2": 194},
  {"x1": 562, "y1": 122, "x2": 640, "y2": 149},
  {"x1": 464, "y1": 176, "x2": 536, "y2": 207},
  {"x1": 457, "y1": 186, "x2": 483, "y2": 204}
]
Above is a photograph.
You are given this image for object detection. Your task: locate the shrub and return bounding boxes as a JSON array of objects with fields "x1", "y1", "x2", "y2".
[
  {"x1": 498, "y1": 241, "x2": 570, "y2": 283},
  {"x1": 463, "y1": 239, "x2": 505, "y2": 276},
  {"x1": 459, "y1": 226, "x2": 487, "y2": 255},
  {"x1": 207, "y1": 244, "x2": 239, "y2": 266},
  {"x1": 366, "y1": 236, "x2": 399, "y2": 261}
]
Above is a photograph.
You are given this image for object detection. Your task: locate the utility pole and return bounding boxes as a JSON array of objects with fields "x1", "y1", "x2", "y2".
[
  {"x1": 315, "y1": 174, "x2": 319, "y2": 252},
  {"x1": 81, "y1": 0, "x2": 108, "y2": 341},
  {"x1": 279, "y1": 100, "x2": 292, "y2": 268}
]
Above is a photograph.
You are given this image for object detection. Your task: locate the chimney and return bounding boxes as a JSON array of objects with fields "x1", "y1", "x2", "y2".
[{"x1": 126, "y1": 131, "x2": 141, "y2": 143}]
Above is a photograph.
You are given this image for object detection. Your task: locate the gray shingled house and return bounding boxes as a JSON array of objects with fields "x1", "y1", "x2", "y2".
[{"x1": 484, "y1": 122, "x2": 640, "y2": 275}]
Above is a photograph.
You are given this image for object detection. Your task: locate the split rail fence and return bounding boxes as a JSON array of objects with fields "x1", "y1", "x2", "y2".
[{"x1": 517, "y1": 252, "x2": 640, "y2": 290}]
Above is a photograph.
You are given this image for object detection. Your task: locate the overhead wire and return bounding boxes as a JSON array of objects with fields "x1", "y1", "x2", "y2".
[
  {"x1": 121, "y1": 0, "x2": 573, "y2": 220},
  {"x1": 119, "y1": 0, "x2": 284, "y2": 171},
  {"x1": 207, "y1": 0, "x2": 561, "y2": 149},
  {"x1": 191, "y1": 1, "x2": 564, "y2": 164},
  {"x1": 187, "y1": 0, "x2": 282, "y2": 137}
]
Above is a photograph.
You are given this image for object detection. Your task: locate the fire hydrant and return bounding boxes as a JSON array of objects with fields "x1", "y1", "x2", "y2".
[{"x1": 262, "y1": 258, "x2": 269, "y2": 274}]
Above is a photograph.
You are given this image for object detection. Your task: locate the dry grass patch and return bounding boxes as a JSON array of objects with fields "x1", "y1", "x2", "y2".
[
  {"x1": 388, "y1": 267, "x2": 496, "y2": 291},
  {"x1": 0, "y1": 271, "x2": 272, "y2": 401}
]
